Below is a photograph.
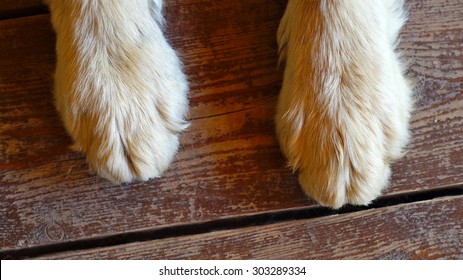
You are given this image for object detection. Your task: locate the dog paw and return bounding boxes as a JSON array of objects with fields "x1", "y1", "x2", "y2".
[
  {"x1": 276, "y1": 0, "x2": 412, "y2": 208},
  {"x1": 48, "y1": 0, "x2": 188, "y2": 183}
]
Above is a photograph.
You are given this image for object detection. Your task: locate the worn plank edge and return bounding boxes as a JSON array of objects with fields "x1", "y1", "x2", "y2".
[
  {"x1": 40, "y1": 195, "x2": 463, "y2": 260},
  {"x1": 1, "y1": 184, "x2": 461, "y2": 259}
]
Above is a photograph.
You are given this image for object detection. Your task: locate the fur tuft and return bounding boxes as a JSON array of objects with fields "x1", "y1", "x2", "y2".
[
  {"x1": 276, "y1": 0, "x2": 412, "y2": 208},
  {"x1": 47, "y1": 0, "x2": 189, "y2": 183}
]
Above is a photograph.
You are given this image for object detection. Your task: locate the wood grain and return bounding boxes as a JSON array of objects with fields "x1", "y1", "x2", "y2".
[
  {"x1": 391, "y1": 0, "x2": 463, "y2": 193},
  {"x1": 37, "y1": 196, "x2": 463, "y2": 259},
  {"x1": 1, "y1": 0, "x2": 463, "y2": 253}
]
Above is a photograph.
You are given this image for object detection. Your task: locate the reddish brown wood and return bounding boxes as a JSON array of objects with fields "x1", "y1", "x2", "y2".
[
  {"x1": 0, "y1": 2, "x2": 304, "y2": 253},
  {"x1": 1, "y1": 0, "x2": 463, "y2": 254},
  {"x1": 37, "y1": 196, "x2": 463, "y2": 259}
]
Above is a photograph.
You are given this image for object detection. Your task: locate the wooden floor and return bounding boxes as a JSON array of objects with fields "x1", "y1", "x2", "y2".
[{"x1": 0, "y1": 0, "x2": 462, "y2": 259}]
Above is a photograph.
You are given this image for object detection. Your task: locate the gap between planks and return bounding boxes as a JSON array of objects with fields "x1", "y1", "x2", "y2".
[{"x1": 1, "y1": 184, "x2": 462, "y2": 259}]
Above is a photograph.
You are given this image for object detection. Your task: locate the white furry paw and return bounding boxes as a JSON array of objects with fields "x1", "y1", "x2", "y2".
[
  {"x1": 276, "y1": 0, "x2": 412, "y2": 208},
  {"x1": 48, "y1": 0, "x2": 188, "y2": 183}
]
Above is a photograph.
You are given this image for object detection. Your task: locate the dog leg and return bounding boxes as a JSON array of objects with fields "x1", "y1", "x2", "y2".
[
  {"x1": 277, "y1": 0, "x2": 412, "y2": 208},
  {"x1": 47, "y1": 0, "x2": 188, "y2": 183}
]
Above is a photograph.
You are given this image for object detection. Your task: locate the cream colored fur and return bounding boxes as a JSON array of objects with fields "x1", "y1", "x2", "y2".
[
  {"x1": 47, "y1": 0, "x2": 412, "y2": 208},
  {"x1": 277, "y1": 0, "x2": 412, "y2": 208},
  {"x1": 47, "y1": 0, "x2": 188, "y2": 183}
]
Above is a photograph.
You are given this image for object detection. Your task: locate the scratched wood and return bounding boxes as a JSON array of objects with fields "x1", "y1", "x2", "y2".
[
  {"x1": 36, "y1": 196, "x2": 463, "y2": 259},
  {"x1": 1, "y1": 0, "x2": 463, "y2": 253},
  {"x1": 391, "y1": 0, "x2": 463, "y2": 193}
]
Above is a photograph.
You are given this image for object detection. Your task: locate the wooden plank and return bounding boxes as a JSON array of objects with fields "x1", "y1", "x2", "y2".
[
  {"x1": 37, "y1": 196, "x2": 463, "y2": 259},
  {"x1": 0, "y1": 1, "x2": 305, "y2": 252},
  {"x1": 1, "y1": 0, "x2": 463, "y2": 252}
]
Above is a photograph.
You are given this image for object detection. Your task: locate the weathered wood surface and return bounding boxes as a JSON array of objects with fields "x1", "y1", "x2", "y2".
[
  {"x1": 1, "y1": 0, "x2": 463, "y2": 253},
  {"x1": 37, "y1": 196, "x2": 463, "y2": 259},
  {"x1": 391, "y1": 0, "x2": 463, "y2": 193},
  {"x1": 0, "y1": 1, "x2": 304, "y2": 252}
]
